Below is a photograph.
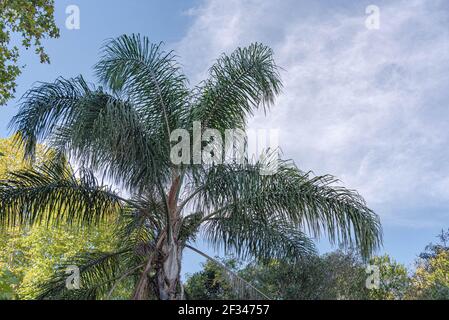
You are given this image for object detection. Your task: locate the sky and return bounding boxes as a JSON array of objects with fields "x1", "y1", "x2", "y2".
[{"x1": 1, "y1": 0, "x2": 449, "y2": 276}]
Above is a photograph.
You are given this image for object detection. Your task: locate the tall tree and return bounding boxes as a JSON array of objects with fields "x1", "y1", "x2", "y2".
[
  {"x1": 0, "y1": 0, "x2": 59, "y2": 105},
  {"x1": 1, "y1": 34, "x2": 382, "y2": 300}
]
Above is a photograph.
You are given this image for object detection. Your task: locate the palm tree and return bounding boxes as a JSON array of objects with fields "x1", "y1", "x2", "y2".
[{"x1": 0, "y1": 34, "x2": 381, "y2": 300}]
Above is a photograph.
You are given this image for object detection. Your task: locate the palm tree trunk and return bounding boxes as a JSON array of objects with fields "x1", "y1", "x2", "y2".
[
  {"x1": 156, "y1": 173, "x2": 183, "y2": 300},
  {"x1": 156, "y1": 240, "x2": 183, "y2": 300},
  {"x1": 132, "y1": 231, "x2": 183, "y2": 300},
  {"x1": 132, "y1": 174, "x2": 183, "y2": 300}
]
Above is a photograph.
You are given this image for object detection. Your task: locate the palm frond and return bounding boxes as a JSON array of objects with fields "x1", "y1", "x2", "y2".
[
  {"x1": 95, "y1": 34, "x2": 190, "y2": 137},
  {"x1": 204, "y1": 214, "x2": 317, "y2": 263},
  {"x1": 193, "y1": 160, "x2": 382, "y2": 259},
  {"x1": 0, "y1": 158, "x2": 124, "y2": 227},
  {"x1": 9, "y1": 76, "x2": 92, "y2": 160},
  {"x1": 50, "y1": 92, "x2": 171, "y2": 192},
  {"x1": 192, "y1": 43, "x2": 282, "y2": 131},
  {"x1": 10, "y1": 75, "x2": 171, "y2": 192},
  {"x1": 36, "y1": 249, "x2": 135, "y2": 300}
]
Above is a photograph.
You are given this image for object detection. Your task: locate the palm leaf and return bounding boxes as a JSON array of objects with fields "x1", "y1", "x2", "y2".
[
  {"x1": 192, "y1": 43, "x2": 282, "y2": 131},
  {"x1": 0, "y1": 157, "x2": 123, "y2": 227},
  {"x1": 36, "y1": 249, "x2": 135, "y2": 300},
  {"x1": 191, "y1": 160, "x2": 381, "y2": 259},
  {"x1": 10, "y1": 76, "x2": 91, "y2": 160},
  {"x1": 95, "y1": 34, "x2": 190, "y2": 138}
]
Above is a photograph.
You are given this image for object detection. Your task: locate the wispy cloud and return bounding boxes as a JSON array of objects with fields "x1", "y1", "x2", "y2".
[{"x1": 176, "y1": 0, "x2": 449, "y2": 227}]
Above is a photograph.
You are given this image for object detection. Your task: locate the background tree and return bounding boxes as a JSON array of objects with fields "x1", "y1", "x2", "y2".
[
  {"x1": 418, "y1": 229, "x2": 449, "y2": 262},
  {"x1": 185, "y1": 250, "x2": 371, "y2": 300},
  {"x1": 0, "y1": 223, "x2": 119, "y2": 299},
  {"x1": 239, "y1": 251, "x2": 370, "y2": 300},
  {"x1": 0, "y1": 136, "x2": 124, "y2": 299},
  {"x1": 1, "y1": 34, "x2": 382, "y2": 300},
  {"x1": 184, "y1": 258, "x2": 238, "y2": 300},
  {"x1": 0, "y1": 0, "x2": 59, "y2": 105},
  {"x1": 367, "y1": 255, "x2": 409, "y2": 300},
  {"x1": 0, "y1": 267, "x2": 18, "y2": 299},
  {"x1": 408, "y1": 229, "x2": 449, "y2": 300},
  {"x1": 185, "y1": 252, "x2": 416, "y2": 300}
]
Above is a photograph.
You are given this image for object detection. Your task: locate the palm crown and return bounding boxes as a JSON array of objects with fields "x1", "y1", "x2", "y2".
[{"x1": 0, "y1": 34, "x2": 381, "y2": 300}]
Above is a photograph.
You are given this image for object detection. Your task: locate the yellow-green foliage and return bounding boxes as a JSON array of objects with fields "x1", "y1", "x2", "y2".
[
  {"x1": 0, "y1": 224, "x2": 116, "y2": 299},
  {"x1": 367, "y1": 255, "x2": 409, "y2": 300},
  {"x1": 0, "y1": 136, "x2": 117, "y2": 299},
  {"x1": 410, "y1": 251, "x2": 449, "y2": 299},
  {"x1": 0, "y1": 135, "x2": 32, "y2": 173}
]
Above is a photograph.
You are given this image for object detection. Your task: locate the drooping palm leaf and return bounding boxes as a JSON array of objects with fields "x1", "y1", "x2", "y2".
[
  {"x1": 10, "y1": 76, "x2": 170, "y2": 192},
  {"x1": 188, "y1": 160, "x2": 381, "y2": 259},
  {"x1": 50, "y1": 92, "x2": 170, "y2": 192},
  {"x1": 203, "y1": 214, "x2": 317, "y2": 263},
  {"x1": 0, "y1": 157, "x2": 123, "y2": 227},
  {"x1": 36, "y1": 249, "x2": 136, "y2": 300}
]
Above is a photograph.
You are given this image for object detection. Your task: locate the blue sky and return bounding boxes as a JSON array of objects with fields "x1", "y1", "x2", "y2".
[{"x1": 2, "y1": 0, "x2": 449, "y2": 276}]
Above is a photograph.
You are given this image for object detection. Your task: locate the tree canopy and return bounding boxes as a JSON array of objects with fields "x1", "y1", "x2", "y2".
[
  {"x1": 0, "y1": 136, "x2": 120, "y2": 299},
  {"x1": 0, "y1": 0, "x2": 59, "y2": 105},
  {"x1": 184, "y1": 231, "x2": 449, "y2": 300}
]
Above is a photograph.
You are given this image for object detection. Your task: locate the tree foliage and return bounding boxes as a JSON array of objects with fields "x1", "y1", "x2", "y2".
[
  {"x1": 240, "y1": 251, "x2": 370, "y2": 300},
  {"x1": 184, "y1": 258, "x2": 238, "y2": 300},
  {"x1": 0, "y1": 0, "x2": 59, "y2": 105},
  {"x1": 185, "y1": 250, "x2": 371, "y2": 300},
  {"x1": 0, "y1": 137, "x2": 120, "y2": 299},
  {"x1": 368, "y1": 255, "x2": 409, "y2": 300},
  {"x1": 186, "y1": 251, "x2": 440, "y2": 301},
  {"x1": 409, "y1": 229, "x2": 449, "y2": 300},
  {"x1": 0, "y1": 224, "x2": 118, "y2": 299}
]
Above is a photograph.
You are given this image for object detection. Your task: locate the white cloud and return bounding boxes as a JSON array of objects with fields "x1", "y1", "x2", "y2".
[{"x1": 176, "y1": 0, "x2": 449, "y2": 227}]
